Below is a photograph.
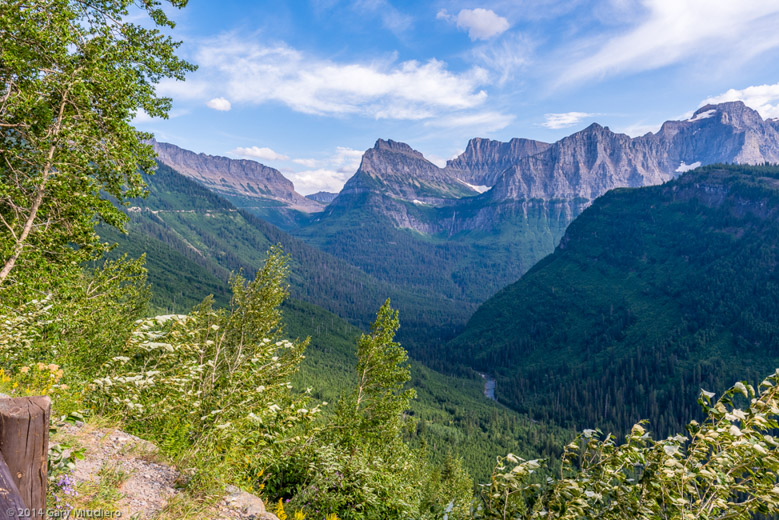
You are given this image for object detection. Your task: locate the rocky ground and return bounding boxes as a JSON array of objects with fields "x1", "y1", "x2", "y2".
[{"x1": 52, "y1": 422, "x2": 278, "y2": 520}]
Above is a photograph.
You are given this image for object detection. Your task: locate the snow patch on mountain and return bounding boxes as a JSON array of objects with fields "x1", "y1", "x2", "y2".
[
  {"x1": 676, "y1": 161, "x2": 702, "y2": 173},
  {"x1": 688, "y1": 110, "x2": 716, "y2": 122}
]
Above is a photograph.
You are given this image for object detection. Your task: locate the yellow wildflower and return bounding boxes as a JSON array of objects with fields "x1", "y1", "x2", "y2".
[{"x1": 276, "y1": 499, "x2": 288, "y2": 520}]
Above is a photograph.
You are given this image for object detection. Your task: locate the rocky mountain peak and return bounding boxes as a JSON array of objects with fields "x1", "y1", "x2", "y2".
[
  {"x1": 690, "y1": 101, "x2": 763, "y2": 129},
  {"x1": 652, "y1": 101, "x2": 779, "y2": 166},
  {"x1": 485, "y1": 101, "x2": 779, "y2": 205},
  {"x1": 372, "y1": 139, "x2": 425, "y2": 159},
  {"x1": 334, "y1": 139, "x2": 477, "y2": 206}
]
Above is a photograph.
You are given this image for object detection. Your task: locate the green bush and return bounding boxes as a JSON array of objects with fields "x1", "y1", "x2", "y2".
[
  {"x1": 477, "y1": 372, "x2": 779, "y2": 519},
  {"x1": 90, "y1": 246, "x2": 321, "y2": 488}
]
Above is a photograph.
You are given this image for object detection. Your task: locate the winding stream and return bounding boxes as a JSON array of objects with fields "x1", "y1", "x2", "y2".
[{"x1": 479, "y1": 373, "x2": 497, "y2": 401}]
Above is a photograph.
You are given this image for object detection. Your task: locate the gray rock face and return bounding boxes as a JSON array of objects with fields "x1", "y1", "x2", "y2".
[
  {"x1": 326, "y1": 102, "x2": 779, "y2": 235},
  {"x1": 152, "y1": 141, "x2": 322, "y2": 213},
  {"x1": 488, "y1": 102, "x2": 779, "y2": 204},
  {"x1": 488, "y1": 123, "x2": 669, "y2": 202},
  {"x1": 305, "y1": 191, "x2": 338, "y2": 204},
  {"x1": 651, "y1": 102, "x2": 779, "y2": 168},
  {"x1": 335, "y1": 139, "x2": 477, "y2": 204},
  {"x1": 445, "y1": 137, "x2": 551, "y2": 186}
]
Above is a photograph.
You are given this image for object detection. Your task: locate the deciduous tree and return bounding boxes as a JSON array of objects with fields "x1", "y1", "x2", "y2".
[{"x1": 0, "y1": 0, "x2": 195, "y2": 287}]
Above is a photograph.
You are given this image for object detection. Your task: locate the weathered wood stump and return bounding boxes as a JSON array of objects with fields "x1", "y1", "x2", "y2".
[{"x1": 0, "y1": 396, "x2": 51, "y2": 518}]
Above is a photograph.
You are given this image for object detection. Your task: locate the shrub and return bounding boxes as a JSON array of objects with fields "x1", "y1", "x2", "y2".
[
  {"x1": 90, "y1": 246, "x2": 321, "y2": 488},
  {"x1": 478, "y1": 371, "x2": 779, "y2": 519}
]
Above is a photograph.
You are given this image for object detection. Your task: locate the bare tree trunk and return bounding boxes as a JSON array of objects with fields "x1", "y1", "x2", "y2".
[{"x1": 0, "y1": 92, "x2": 68, "y2": 285}]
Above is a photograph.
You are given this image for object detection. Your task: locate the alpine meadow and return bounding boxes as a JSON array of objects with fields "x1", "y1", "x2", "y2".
[{"x1": 5, "y1": 1, "x2": 779, "y2": 519}]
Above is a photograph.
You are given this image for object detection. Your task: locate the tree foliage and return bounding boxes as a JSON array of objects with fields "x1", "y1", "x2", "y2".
[
  {"x1": 342, "y1": 298, "x2": 416, "y2": 446},
  {"x1": 0, "y1": 0, "x2": 194, "y2": 288},
  {"x1": 91, "y1": 246, "x2": 319, "y2": 485},
  {"x1": 478, "y1": 372, "x2": 779, "y2": 519}
]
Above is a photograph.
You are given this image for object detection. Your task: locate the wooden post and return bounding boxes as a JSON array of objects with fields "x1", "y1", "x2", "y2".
[
  {"x1": 0, "y1": 453, "x2": 26, "y2": 518},
  {"x1": 0, "y1": 397, "x2": 51, "y2": 517}
]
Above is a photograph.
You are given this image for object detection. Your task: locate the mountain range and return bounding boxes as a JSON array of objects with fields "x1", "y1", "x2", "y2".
[{"x1": 148, "y1": 101, "x2": 779, "y2": 355}]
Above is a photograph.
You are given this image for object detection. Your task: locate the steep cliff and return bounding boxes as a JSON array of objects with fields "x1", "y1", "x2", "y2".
[
  {"x1": 152, "y1": 140, "x2": 322, "y2": 213},
  {"x1": 333, "y1": 139, "x2": 478, "y2": 205},
  {"x1": 487, "y1": 102, "x2": 779, "y2": 204},
  {"x1": 445, "y1": 137, "x2": 551, "y2": 187}
]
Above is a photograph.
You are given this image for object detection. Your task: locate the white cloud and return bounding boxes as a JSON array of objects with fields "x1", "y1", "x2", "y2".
[
  {"x1": 541, "y1": 112, "x2": 594, "y2": 129},
  {"x1": 291, "y1": 146, "x2": 363, "y2": 172},
  {"x1": 156, "y1": 78, "x2": 211, "y2": 100},
  {"x1": 133, "y1": 109, "x2": 154, "y2": 124},
  {"x1": 701, "y1": 82, "x2": 779, "y2": 120},
  {"x1": 206, "y1": 97, "x2": 232, "y2": 111},
  {"x1": 284, "y1": 146, "x2": 365, "y2": 194},
  {"x1": 286, "y1": 169, "x2": 351, "y2": 195},
  {"x1": 438, "y1": 8, "x2": 510, "y2": 41},
  {"x1": 292, "y1": 158, "x2": 321, "y2": 168},
  {"x1": 194, "y1": 35, "x2": 489, "y2": 120},
  {"x1": 426, "y1": 111, "x2": 515, "y2": 132},
  {"x1": 561, "y1": 0, "x2": 779, "y2": 86},
  {"x1": 232, "y1": 146, "x2": 289, "y2": 161}
]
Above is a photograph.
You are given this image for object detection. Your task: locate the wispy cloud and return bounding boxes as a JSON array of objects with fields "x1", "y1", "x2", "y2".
[
  {"x1": 232, "y1": 146, "x2": 289, "y2": 161},
  {"x1": 426, "y1": 110, "x2": 515, "y2": 132},
  {"x1": 353, "y1": 0, "x2": 413, "y2": 35},
  {"x1": 285, "y1": 168, "x2": 351, "y2": 195},
  {"x1": 193, "y1": 34, "x2": 489, "y2": 120},
  {"x1": 560, "y1": 0, "x2": 779, "y2": 86},
  {"x1": 206, "y1": 97, "x2": 232, "y2": 111},
  {"x1": 156, "y1": 78, "x2": 211, "y2": 100},
  {"x1": 702, "y1": 82, "x2": 779, "y2": 119},
  {"x1": 471, "y1": 32, "x2": 534, "y2": 85},
  {"x1": 292, "y1": 147, "x2": 363, "y2": 172},
  {"x1": 541, "y1": 112, "x2": 594, "y2": 129},
  {"x1": 437, "y1": 8, "x2": 510, "y2": 41}
]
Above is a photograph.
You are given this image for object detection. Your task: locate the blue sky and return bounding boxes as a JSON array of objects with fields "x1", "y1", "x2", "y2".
[{"x1": 135, "y1": 0, "x2": 779, "y2": 194}]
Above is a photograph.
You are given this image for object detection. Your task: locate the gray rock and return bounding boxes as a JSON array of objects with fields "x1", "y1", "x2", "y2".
[
  {"x1": 224, "y1": 485, "x2": 266, "y2": 517},
  {"x1": 151, "y1": 140, "x2": 323, "y2": 213},
  {"x1": 445, "y1": 137, "x2": 550, "y2": 186}
]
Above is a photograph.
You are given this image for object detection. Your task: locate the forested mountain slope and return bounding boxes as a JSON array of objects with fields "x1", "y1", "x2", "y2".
[
  {"x1": 152, "y1": 140, "x2": 322, "y2": 229},
  {"x1": 107, "y1": 163, "x2": 469, "y2": 345},
  {"x1": 294, "y1": 139, "x2": 575, "y2": 323},
  {"x1": 449, "y1": 164, "x2": 779, "y2": 437}
]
